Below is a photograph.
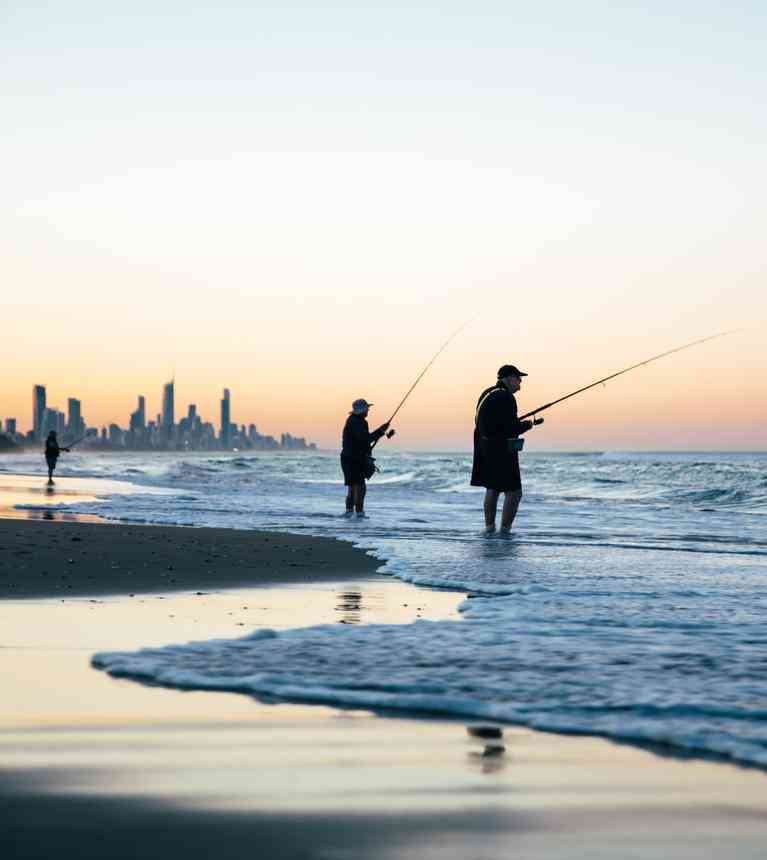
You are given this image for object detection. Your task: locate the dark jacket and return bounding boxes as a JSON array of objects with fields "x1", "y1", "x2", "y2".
[
  {"x1": 341, "y1": 414, "x2": 387, "y2": 464},
  {"x1": 470, "y1": 383, "x2": 532, "y2": 490},
  {"x1": 45, "y1": 437, "x2": 61, "y2": 463}
]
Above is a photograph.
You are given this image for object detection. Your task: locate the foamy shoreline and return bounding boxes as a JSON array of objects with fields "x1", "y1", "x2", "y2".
[
  {"x1": 3, "y1": 569, "x2": 767, "y2": 860},
  {"x1": 2, "y1": 472, "x2": 767, "y2": 858}
]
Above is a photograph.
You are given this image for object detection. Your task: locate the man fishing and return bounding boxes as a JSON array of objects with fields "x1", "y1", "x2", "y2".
[
  {"x1": 471, "y1": 365, "x2": 544, "y2": 535},
  {"x1": 341, "y1": 399, "x2": 395, "y2": 519},
  {"x1": 44, "y1": 430, "x2": 70, "y2": 485}
]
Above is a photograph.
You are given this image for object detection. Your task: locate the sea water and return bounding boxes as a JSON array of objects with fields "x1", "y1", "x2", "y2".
[{"x1": 4, "y1": 450, "x2": 766, "y2": 766}]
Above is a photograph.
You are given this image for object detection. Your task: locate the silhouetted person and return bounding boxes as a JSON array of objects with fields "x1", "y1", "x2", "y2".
[
  {"x1": 44, "y1": 430, "x2": 69, "y2": 484},
  {"x1": 340, "y1": 399, "x2": 395, "y2": 518},
  {"x1": 471, "y1": 365, "x2": 544, "y2": 535}
]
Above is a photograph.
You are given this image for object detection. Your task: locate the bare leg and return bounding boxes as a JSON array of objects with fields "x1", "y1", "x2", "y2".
[
  {"x1": 353, "y1": 483, "x2": 367, "y2": 513},
  {"x1": 500, "y1": 490, "x2": 522, "y2": 532},
  {"x1": 345, "y1": 488, "x2": 354, "y2": 512},
  {"x1": 483, "y1": 489, "x2": 500, "y2": 531}
]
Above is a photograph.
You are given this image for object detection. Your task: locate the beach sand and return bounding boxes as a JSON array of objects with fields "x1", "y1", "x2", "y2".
[
  {"x1": 0, "y1": 517, "x2": 380, "y2": 599},
  {"x1": 1, "y1": 475, "x2": 766, "y2": 858}
]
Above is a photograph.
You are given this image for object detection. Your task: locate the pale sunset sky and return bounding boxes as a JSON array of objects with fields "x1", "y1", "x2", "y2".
[{"x1": 3, "y1": 2, "x2": 765, "y2": 450}]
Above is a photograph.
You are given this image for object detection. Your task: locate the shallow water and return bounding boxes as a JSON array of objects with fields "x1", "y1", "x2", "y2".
[{"x1": 3, "y1": 449, "x2": 766, "y2": 766}]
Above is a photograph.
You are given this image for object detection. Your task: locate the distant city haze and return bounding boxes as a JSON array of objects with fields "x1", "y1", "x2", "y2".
[{"x1": 3, "y1": 3, "x2": 765, "y2": 451}]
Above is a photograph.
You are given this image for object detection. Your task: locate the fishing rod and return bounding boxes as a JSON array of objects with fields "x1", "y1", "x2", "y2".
[
  {"x1": 388, "y1": 319, "x2": 472, "y2": 423},
  {"x1": 519, "y1": 330, "x2": 735, "y2": 421},
  {"x1": 371, "y1": 319, "x2": 471, "y2": 449},
  {"x1": 64, "y1": 433, "x2": 91, "y2": 449}
]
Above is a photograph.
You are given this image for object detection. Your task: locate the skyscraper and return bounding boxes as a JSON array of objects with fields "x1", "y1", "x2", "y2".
[
  {"x1": 129, "y1": 395, "x2": 146, "y2": 432},
  {"x1": 162, "y1": 380, "x2": 174, "y2": 430},
  {"x1": 43, "y1": 408, "x2": 65, "y2": 437},
  {"x1": 33, "y1": 385, "x2": 46, "y2": 441},
  {"x1": 43, "y1": 408, "x2": 56, "y2": 436},
  {"x1": 220, "y1": 388, "x2": 231, "y2": 449},
  {"x1": 67, "y1": 398, "x2": 82, "y2": 441}
]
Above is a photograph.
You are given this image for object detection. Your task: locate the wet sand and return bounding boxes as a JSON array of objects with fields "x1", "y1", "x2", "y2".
[
  {"x1": 0, "y1": 518, "x2": 380, "y2": 599},
  {"x1": 1, "y1": 476, "x2": 766, "y2": 858},
  {"x1": 4, "y1": 718, "x2": 767, "y2": 860},
  {"x1": 0, "y1": 473, "x2": 379, "y2": 599},
  {"x1": 2, "y1": 578, "x2": 766, "y2": 859},
  {"x1": 0, "y1": 472, "x2": 154, "y2": 521}
]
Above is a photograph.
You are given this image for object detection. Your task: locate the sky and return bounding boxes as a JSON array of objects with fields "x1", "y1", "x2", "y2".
[{"x1": 3, "y1": 2, "x2": 765, "y2": 450}]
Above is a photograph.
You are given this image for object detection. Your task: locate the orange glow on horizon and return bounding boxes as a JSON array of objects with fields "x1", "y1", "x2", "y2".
[
  {"x1": 3, "y1": 1, "x2": 766, "y2": 452},
  {"x1": 3, "y1": 314, "x2": 764, "y2": 451}
]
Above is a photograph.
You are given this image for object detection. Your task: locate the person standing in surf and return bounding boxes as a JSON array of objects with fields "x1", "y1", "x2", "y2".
[
  {"x1": 340, "y1": 399, "x2": 395, "y2": 519},
  {"x1": 471, "y1": 365, "x2": 544, "y2": 535},
  {"x1": 44, "y1": 430, "x2": 70, "y2": 484}
]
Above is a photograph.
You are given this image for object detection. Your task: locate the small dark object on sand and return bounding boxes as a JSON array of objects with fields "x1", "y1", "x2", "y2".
[{"x1": 481, "y1": 744, "x2": 506, "y2": 757}]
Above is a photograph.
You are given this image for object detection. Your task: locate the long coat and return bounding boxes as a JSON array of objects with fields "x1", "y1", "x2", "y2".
[{"x1": 470, "y1": 383, "x2": 532, "y2": 491}]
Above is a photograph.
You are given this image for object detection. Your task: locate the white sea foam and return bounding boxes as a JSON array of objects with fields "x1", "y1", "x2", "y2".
[
  {"x1": 93, "y1": 599, "x2": 767, "y2": 768},
  {"x1": 15, "y1": 448, "x2": 766, "y2": 768}
]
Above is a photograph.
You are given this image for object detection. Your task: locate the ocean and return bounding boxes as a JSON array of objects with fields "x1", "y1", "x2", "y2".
[{"x1": 4, "y1": 449, "x2": 766, "y2": 767}]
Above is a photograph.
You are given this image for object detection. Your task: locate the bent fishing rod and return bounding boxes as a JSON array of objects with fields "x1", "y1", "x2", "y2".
[
  {"x1": 371, "y1": 319, "x2": 472, "y2": 448},
  {"x1": 519, "y1": 330, "x2": 735, "y2": 421}
]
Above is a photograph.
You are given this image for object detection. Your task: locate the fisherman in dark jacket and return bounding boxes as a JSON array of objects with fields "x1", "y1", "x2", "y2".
[
  {"x1": 471, "y1": 364, "x2": 544, "y2": 535},
  {"x1": 44, "y1": 430, "x2": 70, "y2": 485},
  {"x1": 341, "y1": 399, "x2": 395, "y2": 519}
]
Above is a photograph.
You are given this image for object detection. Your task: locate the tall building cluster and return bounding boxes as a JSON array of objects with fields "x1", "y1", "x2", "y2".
[
  {"x1": 0, "y1": 382, "x2": 316, "y2": 453},
  {"x1": 23, "y1": 384, "x2": 86, "y2": 445}
]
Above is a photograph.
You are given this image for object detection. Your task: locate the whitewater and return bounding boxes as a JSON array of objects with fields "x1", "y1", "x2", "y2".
[{"x1": 4, "y1": 449, "x2": 766, "y2": 767}]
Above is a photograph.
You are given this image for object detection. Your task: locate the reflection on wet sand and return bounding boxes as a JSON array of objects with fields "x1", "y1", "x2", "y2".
[
  {"x1": 335, "y1": 588, "x2": 363, "y2": 624},
  {"x1": 23, "y1": 510, "x2": 104, "y2": 523},
  {"x1": 0, "y1": 473, "x2": 167, "y2": 522},
  {"x1": 27, "y1": 485, "x2": 102, "y2": 521},
  {"x1": 466, "y1": 724, "x2": 508, "y2": 774}
]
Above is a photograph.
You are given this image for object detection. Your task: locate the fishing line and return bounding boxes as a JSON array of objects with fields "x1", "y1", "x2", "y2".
[
  {"x1": 371, "y1": 319, "x2": 472, "y2": 449},
  {"x1": 387, "y1": 319, "x2": 472, "y2": 424},
  {"x1": 519, "y1": 330, "x2": 736, "y2": 421}
]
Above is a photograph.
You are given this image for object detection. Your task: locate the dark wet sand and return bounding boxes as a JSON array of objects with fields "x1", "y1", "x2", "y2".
[
  {"x1": 0, "y1": 518, "x2": 380, "y2": 599},
  {"x1": 2, "y1": 788, "x2": 475, "y2": 860},
  {"x1": 3, "y1": 728, "x2": 767, "y2": 860}
]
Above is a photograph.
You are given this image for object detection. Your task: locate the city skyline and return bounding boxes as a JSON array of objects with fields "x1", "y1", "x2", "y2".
[{"x1": 1, "y1": 379, "x2": 315, "y2": 452}]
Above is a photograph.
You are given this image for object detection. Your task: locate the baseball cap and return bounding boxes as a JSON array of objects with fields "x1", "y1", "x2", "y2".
[
  {"x1": 497, "y1": 364, "x2": 527, "y2": 379},
  {"x1": 351, "y1": 398, "x2": 373, "y2": 414}
]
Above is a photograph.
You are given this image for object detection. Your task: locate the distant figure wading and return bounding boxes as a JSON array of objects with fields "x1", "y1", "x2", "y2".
[
  {"x1": 44, "y1": 430, "x2": 70, "y2": 485},
  {"x1": 471, "y1": 365, "x2": 544, "y2": 535},
  {"x1": 340, "y1": 399, "x2": 395, "y2": 519}
]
